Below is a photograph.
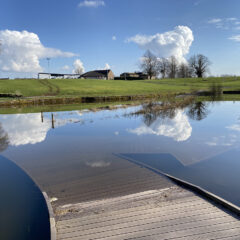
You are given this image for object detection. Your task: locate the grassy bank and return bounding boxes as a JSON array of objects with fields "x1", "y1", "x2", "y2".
[
  {"x1": 0, "y1": 77, "x2": 240, "y2": 98},
  {"x1": 0, "y1": 77, "x2": 240, "y2": 109},
  {"x1": 0, "y1": 94, "x2": 239, "y2": 115}
]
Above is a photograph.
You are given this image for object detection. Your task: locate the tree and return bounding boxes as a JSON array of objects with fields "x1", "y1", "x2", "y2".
[
  {"x1": 178, "y1": 63, "x2": 192, "y2": 78},
  {"x1": 141, "y1": 50, "x2": 158, "y2": 79},
  {"x1": 74, "y1": 68, "x2": 84, "y2": 75},
  {"x1": 158, "y1": 58, "x2": 169, "y2": 79},
  {"x1": 167, "y1": 56, "x2": 178, "y2": 79},
  {"x1": 73, "y1": 59, "x2": 85, "y2": 75},
  {"x1": 189, "y1": 54, "x2": 211, "y2": 78}
]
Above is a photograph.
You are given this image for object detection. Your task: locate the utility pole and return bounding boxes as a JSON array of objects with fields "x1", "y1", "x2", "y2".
[{"x1": 0, "y1": 40, "x2": 2, "y2": 77}]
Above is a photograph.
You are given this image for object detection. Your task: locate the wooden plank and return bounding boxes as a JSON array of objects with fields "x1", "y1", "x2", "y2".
[
  {"x1": 59, "y1": 217, "x2": 238, "y2": 239},
  {"x1": 57, "y1": 200, "x2": 212, "y2": 228},
  {"x1": 58, "y1": 180, "x2": 172, "y2": 203},
  {"x1": 58, "y1": 213, "x2": 230, "y2": 236},
  {"x1": 53, "y1": 157, "x2": 240, "y2": 240},
  {"x1": 56, "y1": 186, "x2": 240, "y2": 240},
  {"x1": 58, "y1": 187, "x2": 186, "y2": 213},
  {"x1": 123, "y1": 228, "x2": 240, "y2": 240}
]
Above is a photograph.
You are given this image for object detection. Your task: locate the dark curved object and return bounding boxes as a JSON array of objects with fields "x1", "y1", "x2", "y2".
[{"x1": 0, "y1": 155, "x2": 50, "y2": 240}]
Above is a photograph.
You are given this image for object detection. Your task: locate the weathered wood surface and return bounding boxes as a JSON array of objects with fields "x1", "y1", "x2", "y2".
[
  {"x1": 54, "y1": 166, "x2": 240, "y2": 240},
  {"x1": 47, "y1": 157, "x2": 173, "y2": 207}
]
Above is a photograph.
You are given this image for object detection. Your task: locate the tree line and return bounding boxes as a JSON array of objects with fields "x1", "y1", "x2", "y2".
[{"x1": 141, "y1": 50, "x2": 211, "y2": 79}]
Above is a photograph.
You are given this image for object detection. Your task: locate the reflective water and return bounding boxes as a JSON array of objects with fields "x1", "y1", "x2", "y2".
[{"x1": 0, "y1": 101, "x2": 240, "y2": 237}]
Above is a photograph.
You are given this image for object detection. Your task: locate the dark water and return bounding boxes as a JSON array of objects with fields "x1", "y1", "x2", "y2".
[
  {"x1": 0, "y1": 101, "x2": 240, "y2": 236},
  {"x1": 0, "y1": 155, "x2": 50, "y2": 240}
]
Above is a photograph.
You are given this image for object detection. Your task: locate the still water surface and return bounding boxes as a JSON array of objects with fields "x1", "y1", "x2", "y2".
[{"x1": 0, "y1": 101, "x2": 240, "y2": 238}]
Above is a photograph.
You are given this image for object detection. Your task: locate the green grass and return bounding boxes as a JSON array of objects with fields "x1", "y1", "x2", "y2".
[{"x1": 1, "y1": 77, "x2": 240, "y2": 99}]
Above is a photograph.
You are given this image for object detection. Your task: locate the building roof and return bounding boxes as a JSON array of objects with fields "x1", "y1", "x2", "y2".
[
  {"x1": 81, "y1": 70, "x2": 111, "y2": 78},
  {"x1": 38, "y1": 73, "x2": 80, "y2": 76},
  {"x1": 120, "y1": 72, "x2": 147, "y2": 75}
]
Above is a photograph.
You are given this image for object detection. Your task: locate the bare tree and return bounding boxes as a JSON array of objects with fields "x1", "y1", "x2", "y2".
[
  {"x1": 178, "y1": 63, "x2": 192, "y2": 78},
  {"x1": 167, "y1": 56, "x2": 178, "y2": 79},
  {"x1": 73, "y1": 59, "x2": 85, "y2": 75},
  {"x1": 74, "y1": 67, "x2": 84, "y2": 75},
  {"x1": 158, "y1": 58, "x2": 169, "y2": 79},
  {"x1": 189, "y1": 54, "x2": 211, "y2": 78},
  {"x1": 141, "y1": 50, "x2": 158, "y2": 79}
]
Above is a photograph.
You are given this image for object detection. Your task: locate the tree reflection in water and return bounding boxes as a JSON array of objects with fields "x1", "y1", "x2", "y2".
[
  {"x1": 129, "y1": 97, "x2": 211, "y2": 127},
  {"x1": 187, "y1": 101, "x2": 209, "y2": 121},
  {"x1": 0, "y1": 123, "x2": 9, "y2": 152}
]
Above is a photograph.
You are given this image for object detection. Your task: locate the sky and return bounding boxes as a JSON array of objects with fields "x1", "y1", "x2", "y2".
[{"x1": 1, "y1": 0, "x2": 240, "y2": 78}]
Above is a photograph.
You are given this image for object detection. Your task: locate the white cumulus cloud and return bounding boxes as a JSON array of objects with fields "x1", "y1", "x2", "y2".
[
  {"x1": 73, "y1": 59, "x2": 85, "y2": 74},
  {"x1": 208, "y1": 17, "x2": 239, "y2": 30},
  {"x1": 112, "y1": 36, "x2": 117, "y2": 41},
  {"x1": 78, "y1": 0, "x2": 105, "y2": 8},
  {"x1": 208, "y1": 18, "x2": 222, "y2": 24},
  {"x1": 127, "y1": 26, "x2": 194, "y2": 63},
  {"x1": 226, "y1": 18, "x2": 237, "y2": 21},
  {"x1": 62, "y1": 65, "x2": 70, "y2": 71},
  {"x1": 104, "y1": 63, "x2": 111, "y2": 70},
  {"x1": 229, "y1": 35, "x2": 240, "y2": 42},
  {"x1": 128, "y1": 110, "x2": 192, "y2": 142},
  {"x1": 0, "y1": 30, "x2": 76, "y2": 73}
]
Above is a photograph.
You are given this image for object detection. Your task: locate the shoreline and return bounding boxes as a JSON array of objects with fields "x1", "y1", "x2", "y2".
[
  {"x1": 0, "y1": 94, "x2": 161, "y2": 108},
  {"x1": 1, "y1": 89, "x2": 240, "y2": 109}
]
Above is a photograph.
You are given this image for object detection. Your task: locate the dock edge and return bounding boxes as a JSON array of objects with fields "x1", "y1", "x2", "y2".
[
  {"x1": 116, "y1": 153, "x2": 240, "y2": 217},
  {"x1": 43, "y1": 192, "x2": 57, "y2": 240}
]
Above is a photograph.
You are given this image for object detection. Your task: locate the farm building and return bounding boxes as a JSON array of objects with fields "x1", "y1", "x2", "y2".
[
  {"x1": 81, "y1": 70, "x2": 114, "y2": 80},
  {"x1": 38, "y1": 73, "x2": 81, "y2": 79},
  {"x1": 119, "y1": 72, "x2": 150, "y2": 80}
]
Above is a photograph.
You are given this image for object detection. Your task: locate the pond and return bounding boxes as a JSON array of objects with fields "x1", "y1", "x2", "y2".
[{"x1": 0, "y1": 100, "x2": 240, "y2": 238}]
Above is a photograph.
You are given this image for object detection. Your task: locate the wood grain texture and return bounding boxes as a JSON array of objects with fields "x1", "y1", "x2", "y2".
[{"x1": 54, "y1": 164, "x2": 240, "y2": 240}]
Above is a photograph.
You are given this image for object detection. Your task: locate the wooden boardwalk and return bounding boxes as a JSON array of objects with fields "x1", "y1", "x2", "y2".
[{"x1": 54, "y1": 165, "x2": 240, "y2": 240}]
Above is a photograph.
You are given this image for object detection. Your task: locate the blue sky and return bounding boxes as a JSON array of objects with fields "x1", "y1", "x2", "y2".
[{"x1": 1, "y1": 0, "x2": 240, "y2": 77}]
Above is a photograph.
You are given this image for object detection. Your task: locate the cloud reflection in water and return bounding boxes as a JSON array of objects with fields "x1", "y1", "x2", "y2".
[
  {"x1": 0, "y1": 114, "x2": 51, "y2": 146},
  {"x1": 128, "y1": 109, "x2": 192, "y2": 142},
  {"x1": 0, "y1": 112, "x2": 81, "y2": 146}
]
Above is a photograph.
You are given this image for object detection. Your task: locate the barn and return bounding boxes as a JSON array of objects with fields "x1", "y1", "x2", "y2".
[
  {"x1": 38, "y1": 73, "x2": 81, "y2": 79},
  {"x1": 81, "y1": 70, "x2": 114, "y2": 80}
]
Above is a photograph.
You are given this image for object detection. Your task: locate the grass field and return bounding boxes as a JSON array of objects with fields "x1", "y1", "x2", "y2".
[{"x1": 1, "y1": 77, "x2": 240, "y2": 99}]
